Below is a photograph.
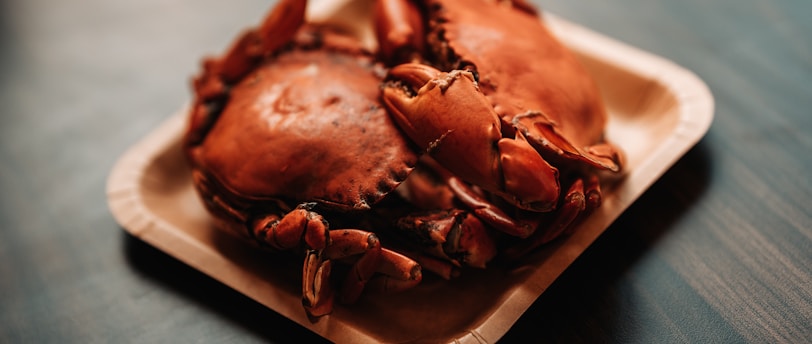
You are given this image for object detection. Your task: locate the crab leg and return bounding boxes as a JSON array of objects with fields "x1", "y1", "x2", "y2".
[
  {"x1": 250, "y1": 204, "x2": 334, "y2": 317},
  {"x1": 323, "y1": 229, "x2": 383, "y2": 305},
  {"x1": 325, "y1": 233, "x2": 422, "y2": 301},
  {"x1": 199, "y1": 0, "x2": 306, "y2": 88},
  {"x1": 382, "y1": 63, "x2": 560, "y2": 212},
  {"x1": 303, "y1": 250, "x2": 333, "y2": 317},
  {"x1": 251, "y1": 204, "x2": 329, "y2": 252},
  {"x1": 374, "y1": 0, "x2": 425, "y2": 64},
  {"x1": 393, "y1": 249, "x2": 460, "y2": 280},
  {"x1": 253, "y1": 208, "x2": 422, "y2": 316},
  {"x1": 416, "y1": 156, "x2": 539, "y2": 238},
  {"x1": 583, "y1": 174, "x2": 602, "y2": 211},
  {"x1": 395, "y1": 208, "x2": 497, "y2": 270},
  {"x1": 512, "y1": 112, "x2": 625, "y2": 172},
  {"x1": 502, "y1": 178, "x2": 587, "y2": 260},
  {"x1": 365, "y1": 249, "x2": 423, "y2": 292},
  {"x1": 563, "y1": 174, "x2": 602, "y2": 237}
]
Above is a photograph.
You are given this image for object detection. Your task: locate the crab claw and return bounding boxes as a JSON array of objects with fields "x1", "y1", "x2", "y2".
[
  {"x1": 382, "y1": 63, "x2": 560, "y2": 212},
  {"x1": 395, "y1": 209, "x2": 497, "y2": 270}
]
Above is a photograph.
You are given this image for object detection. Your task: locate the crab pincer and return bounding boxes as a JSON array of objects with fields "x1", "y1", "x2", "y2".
[{"x1": 382, "y1": 63, "x2": 561, "y2": 216}]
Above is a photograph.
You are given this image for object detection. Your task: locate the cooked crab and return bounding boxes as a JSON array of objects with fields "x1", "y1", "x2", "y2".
[
  {"x1": 184, "y1": 0, "x2": 426, "y2": 318},
  {"x1": 375, "y1": 0, "x2": 625, "y2": 256}
]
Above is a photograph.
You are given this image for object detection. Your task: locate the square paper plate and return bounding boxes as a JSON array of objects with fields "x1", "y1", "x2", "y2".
[{"x1": 107, "y1": 1, "x2": 713, "y2": 342}]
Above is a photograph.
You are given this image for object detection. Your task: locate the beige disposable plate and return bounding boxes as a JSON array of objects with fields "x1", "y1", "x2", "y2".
[{"x1": 107, "y1": 0, "x2": 714, "y2": 342}]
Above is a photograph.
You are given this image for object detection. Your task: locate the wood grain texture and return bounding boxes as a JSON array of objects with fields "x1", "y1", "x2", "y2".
[{"x1": 0, "y1": 0, "x2": 809, "y2": 342}]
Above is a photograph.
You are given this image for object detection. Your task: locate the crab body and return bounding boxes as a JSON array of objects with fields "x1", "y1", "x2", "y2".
[{"x1": 190, "y1": 39, "x2": 415, "y2": 214}]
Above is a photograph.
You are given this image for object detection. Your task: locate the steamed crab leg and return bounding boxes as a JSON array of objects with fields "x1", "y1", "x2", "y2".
[
  {"x1": 251, "y1": 205, "x2": 330, "y2": 252},
  {"x1": 374, "y1": 0, "x2": 425, "y2": 64},
  {"x1": 501, "y1": 177, "x2": 597, "y2": 260},
  {"x1": 403, "y1": 157, "x2": 606, "y2": 259},
  {"x1": 253, "y1": 206, "x2": 420, "y2": 317},
  {"x1": 365, "y1": 249, "x2": 424, "y2": 292},
  {"x1": 323, "y1": 229, "x2": 383, "y2": 305},
  {"x1": 333, "y1": 246, "x2": 424, "y2": 294},
  {"x1": 512, "y1": 113, "x2": 624, "y2": 172},
  {"x1": 197, "y1": 0, "x2": 306, "y2": 89},
  {"x1": 394, "y1": 208, "x2": 497, "y2": 272},
  {"x1": 417, "y1": 156, "x2": 538, "y2": 238},
  {"x1": 413, "y1": 157, "x2": 600, "y2": 259},
  {"x1": 251, "y1": 205, "x2": 333, "y2": 316},
  {"x1": 302, "y1": 250, "x2": 333, "y2": 317}
]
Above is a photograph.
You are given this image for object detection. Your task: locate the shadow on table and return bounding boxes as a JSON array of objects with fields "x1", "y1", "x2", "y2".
[
  {"x1": 122, "y1": 231, "x2": 329, "y2": 343},
  {"x1": 500, "y1": 140, "x2": 714, "y2": 342}
]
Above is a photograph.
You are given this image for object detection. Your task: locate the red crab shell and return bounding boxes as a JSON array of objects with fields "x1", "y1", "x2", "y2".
[
  {"x1": 184, "y1": 22, "x2": 428, "y2": 317},
  {"x1": 186, "y1": 27, "x2": 419, "y2": 225}
]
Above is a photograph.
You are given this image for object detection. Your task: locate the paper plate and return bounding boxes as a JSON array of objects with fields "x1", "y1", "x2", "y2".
[{"x1": 107, "y1": 1, "x2": 713, "y2": 342}]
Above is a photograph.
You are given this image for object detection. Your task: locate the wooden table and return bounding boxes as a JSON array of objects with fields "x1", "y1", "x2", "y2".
[{"x1": 1, "y1": 0, "x2": 809, "y2": 342}]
